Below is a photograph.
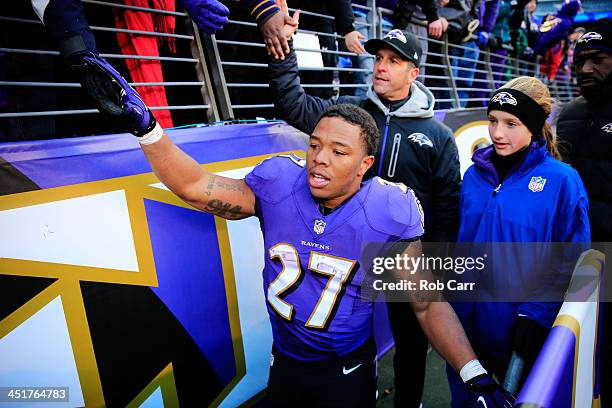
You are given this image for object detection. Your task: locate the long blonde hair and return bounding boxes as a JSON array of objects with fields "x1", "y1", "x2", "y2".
[{"x1": 500, "y1": 76, "x2": 561, "y2": 160}]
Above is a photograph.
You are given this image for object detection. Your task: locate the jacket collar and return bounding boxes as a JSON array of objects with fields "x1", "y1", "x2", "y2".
[
  {"x1": 472, "y1": 139, "x2": 548, "y2": 183},
  {"x1": 367, "y1": 80, "x2": 435, "y2": 119}
]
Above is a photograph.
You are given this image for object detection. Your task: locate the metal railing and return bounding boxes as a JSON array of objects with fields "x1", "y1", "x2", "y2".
[
  {"x1": 376, "y1": 6, "x2": 577, "y2": 109},
  {"x1": 0, "y1": 1, "x2": 579, "y2": 139},
  {"x1": 0, "y1": 0, "x2": 218, "y2": 139},
  {"x1": 204, "y1": 3, "x2": 577, "y2": 118},
  {"x1": 204, "y1": 1, "x2": 378, "y2": 119}
]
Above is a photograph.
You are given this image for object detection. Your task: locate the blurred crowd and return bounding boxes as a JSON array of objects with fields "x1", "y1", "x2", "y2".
[
  {"x1": 265, "y1": 0, "x2": 586, "y2": 108},
  {"x1": 0, "y1": 0, "x2": 591, "y2": 141},
  {"x1": 217, "y1": 0, "x2": 588, "y2": 111}
]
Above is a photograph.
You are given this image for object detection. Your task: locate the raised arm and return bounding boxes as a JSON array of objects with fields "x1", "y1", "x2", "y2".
[
  {"x1": 396, "y1": 241, "x2": 475, "y2": 370},
  {"x1": 269, "y1": 42, "x2": 339, "y2": 134},
  {"x1": 72, "y1": 54, "x2": 256, "y2": 220},
  {"x1": 140, "y1": 135, "x2": 256, "y2": 219},
  {"x1": 412, "y1": 300, "x2": 474, "y2": 369}
]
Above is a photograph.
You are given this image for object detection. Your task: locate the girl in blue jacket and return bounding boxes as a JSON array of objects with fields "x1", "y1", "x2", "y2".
[{"x1": 448, "y1": 76, "x2": 590, "y2": 406}]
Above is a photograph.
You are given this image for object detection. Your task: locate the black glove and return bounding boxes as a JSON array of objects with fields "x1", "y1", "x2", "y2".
[
  {"x1": 466, "y1": 374, "x2": 516, "y2": 408},
  {"x1": 512, "y1": 316, "x2": 550, "y2": 363},
  {"x1": 70, "y1": 53, "x2": 157, "y2": 137}
]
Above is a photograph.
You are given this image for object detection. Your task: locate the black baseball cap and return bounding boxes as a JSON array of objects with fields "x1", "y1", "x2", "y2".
[{"x1": 364, "y1": 29, "x2": 423, "y2": 67}]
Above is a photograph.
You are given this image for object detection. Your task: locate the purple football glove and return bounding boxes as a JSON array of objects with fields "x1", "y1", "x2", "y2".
[
  {"x1": 71, "y1": 53, "x2": 156, "y2": 136},
  {"x1": 180, "y1": 0, "x2": 230, "y2": 34},
  {"x1": 467, "y1": 374, "x2": 516, "y2": 408}
]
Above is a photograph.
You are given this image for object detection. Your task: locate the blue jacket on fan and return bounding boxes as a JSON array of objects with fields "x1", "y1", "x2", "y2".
[{"x1": 455, "y1": 140, "x2": 590, "y2": 358}]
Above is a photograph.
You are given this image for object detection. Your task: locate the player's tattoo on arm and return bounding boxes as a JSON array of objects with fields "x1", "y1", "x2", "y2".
[
  {"x1": 204, "y1": 174, "x2": 247, "y2": 196},
  {"x1": 204, "y1": 174, "x2": 216, "y2": 196},
  {"x1": 205, "y1": 198, "x2": 244, "y2": 219},
  {"x1": 215, "y1": 179, "x2": 246, "y2": 193}
]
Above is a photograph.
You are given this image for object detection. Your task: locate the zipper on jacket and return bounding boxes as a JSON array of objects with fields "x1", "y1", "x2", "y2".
[
  {"x1": 377, "y1": 113, "x2": 392, "y2": 176},
  {"x1": 493, "y1": 184, "x2": 502, "y2": 196},
  {"x1": 387, "y1": 133, "x2": 401, "y2": 178}
]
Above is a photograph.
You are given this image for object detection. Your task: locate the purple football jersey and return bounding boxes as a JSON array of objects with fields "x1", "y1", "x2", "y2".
[{"x1": 245, "y1": 155, "x2": 424, "y2": 360}]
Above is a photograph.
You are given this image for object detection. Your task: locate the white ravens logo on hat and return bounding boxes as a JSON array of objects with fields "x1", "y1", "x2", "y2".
[
  {"x1": 602, "y1": 123, "x2": 612, "y2": 133},
  {"x1": 579, "y1": 31, "x2": 603, "y2": 43},
  {"x1": 491, "y1": 92, "x2": 518, "y2": 106},
  {"x1": 385, "y1": 29, "x2": 407, "y2": 44}
]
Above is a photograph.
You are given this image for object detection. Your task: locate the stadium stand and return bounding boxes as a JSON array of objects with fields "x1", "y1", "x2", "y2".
[{"x1": 0, "y1": 0, "x2": 580, "y2": 140}]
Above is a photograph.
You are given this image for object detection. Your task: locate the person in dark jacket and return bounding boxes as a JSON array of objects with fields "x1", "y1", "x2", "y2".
[
  {"x1": 556, "y1": 18, "x2": 612, "y2": 406},
  {"x1": 266, "y1": 16, "x2": 461, "y2": 406},
  {"x1": 428, "y1": 0, "x2": 491, "y2": 108}
]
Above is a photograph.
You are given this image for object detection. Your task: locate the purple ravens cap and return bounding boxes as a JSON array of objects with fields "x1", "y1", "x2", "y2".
[{"x1": 364, "y1": 29, "x2": 423, "y2": 67}]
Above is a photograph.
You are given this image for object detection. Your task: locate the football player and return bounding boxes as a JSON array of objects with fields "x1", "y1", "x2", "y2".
[{"x1": 72, "y1": 54, "x2": 515, "y2": 407}]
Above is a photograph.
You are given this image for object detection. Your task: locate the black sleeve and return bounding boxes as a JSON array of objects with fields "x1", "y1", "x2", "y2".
[
  {"x1": 34, "y1": 0, "x2": 98, "y2": 58},
  {"x1": 430, "y1": 128, "x2": 461, "y2": 242},
  {"x1": 327, "y1": 0, "x2": 356, "y2": 36},
  {"x1": 268, "y1": 41, "x2": 338, "y2": 134},
  {"x1": 420, "y1": 0, "x2": 440, "y2": 23},
  {"x1": 509, "y1": 4, "x2": 527, "y2": 31},
  {"x1": 240, "y1": 0, "x2": 280, "y2": 26},
  {"x1": 472, "y1": 0, "x2": 485, "y2": 22},
  {"x1": 590, "y1": 200, "x2": 612, "y2": 240},
  {"x1": 392, "y1": 0, "x2": 418, "y2": 29},
  {"x1": 556, "y1": 104, "x2": 577, "y2": 164}
]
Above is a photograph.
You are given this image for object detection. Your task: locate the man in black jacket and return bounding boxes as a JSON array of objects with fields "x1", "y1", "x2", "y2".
[
  {"x1": 557, "y1": 19, "x2": 612, "y2": 244},
  {"x1": 267, "y1": 20, "x2": 461, "y2": 407},
  {"x1": 556, "y1": 18, "x2": 612, "y2": 407}
]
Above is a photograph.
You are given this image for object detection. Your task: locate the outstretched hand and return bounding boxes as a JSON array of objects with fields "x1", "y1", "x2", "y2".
[
  {"x1": 428, "y1": 18, "x2": 447, "y2": 39},
  {"x1": 345, "y1": 30, "x2": 366, "y2": 55},
  {"x1": 261, "y1": 0, "x2": 300, "y2": 60},
  {"x1": 71, "y1": 53, "x2": 156, "y2": 138}
]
